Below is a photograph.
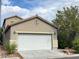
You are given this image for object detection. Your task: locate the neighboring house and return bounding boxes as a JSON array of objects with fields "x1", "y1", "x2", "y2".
[{"x1": 3, "y1": 15, "x2": 58, "y2": 51}]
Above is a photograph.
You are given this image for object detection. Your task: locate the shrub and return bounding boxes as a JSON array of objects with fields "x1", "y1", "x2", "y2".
[
  {"x1": 58, "y1": 31, "x2": 68, "y2": 49},
  {"x1": 5, "y1": 42, "x2": 16, "y2": 54},
  {"x1": 72, "y1": 35, "x2": 79, "y2": 53},
  {"x1": 58, "y1": 39, "x2": 68, "y2": 49}
]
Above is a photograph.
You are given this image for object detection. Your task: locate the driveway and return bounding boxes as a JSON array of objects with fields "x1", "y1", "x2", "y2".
[{"x1": 19, "y1": 49, "x2": 67, "y2": 59}]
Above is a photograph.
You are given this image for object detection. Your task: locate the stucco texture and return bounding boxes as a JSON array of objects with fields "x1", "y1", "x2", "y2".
[{"x1": 10, "y1": 18, "x2": 58, "y2": 48}]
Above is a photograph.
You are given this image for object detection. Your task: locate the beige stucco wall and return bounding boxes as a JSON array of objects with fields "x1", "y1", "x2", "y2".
[
  {"x1": 3, "y1": 30, "x2": 10, "y2": 46},
  {"x1": 5, "y1": 17, "x2": 22, "y2": 28},
  {"x1": 10, "y1": 18, "x2": 58, "y2": 49}
]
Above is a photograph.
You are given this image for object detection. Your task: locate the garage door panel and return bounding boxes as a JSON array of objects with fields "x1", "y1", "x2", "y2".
[{"x1": 17, "y1": 34, "x2": 51, "y2": 51}]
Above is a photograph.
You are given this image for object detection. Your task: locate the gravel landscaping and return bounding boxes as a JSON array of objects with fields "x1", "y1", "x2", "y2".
[{"x1": 0, "y1": 45, "x2": 21, "y2": 59}]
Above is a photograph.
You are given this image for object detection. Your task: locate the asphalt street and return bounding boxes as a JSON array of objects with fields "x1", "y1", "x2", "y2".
[{"x1": 54, "y1": 56, "x2": 79, "y2": 59}]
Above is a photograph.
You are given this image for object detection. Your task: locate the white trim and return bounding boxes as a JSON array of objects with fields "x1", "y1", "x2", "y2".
[{"x1": 15, "y1": 31, "x2": 54, "y2": 34}]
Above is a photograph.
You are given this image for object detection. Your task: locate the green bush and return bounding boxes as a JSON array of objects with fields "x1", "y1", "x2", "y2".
[
  {"x1": 58, "y1": 31, "x2": 69, "y2": 49},
  {"x1": 58, "y1": 39, "x2": 68, "y2": 49},
  {"x1": 5, "y1": 43, "x2": 16, "y2": 54},
  {"x1": 72, "y1": 36, "x2": 79, "y2": 53}
]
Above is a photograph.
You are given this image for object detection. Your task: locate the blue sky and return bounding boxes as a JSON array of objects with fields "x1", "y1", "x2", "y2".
[{"x1": 1, "y1": 0, "x2": 79, "y2": 26}]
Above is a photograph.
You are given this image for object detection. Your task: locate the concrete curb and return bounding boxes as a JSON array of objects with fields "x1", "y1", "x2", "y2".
[
  {"x1": 54, "y1": 54, "x2": 79, "y2": 59},
  {"x1": 66, "y1": 54, "x2": 79, "y2": 57},
  {"x1": 48, "y1": 54, "x2": 79, "y2": 59}
]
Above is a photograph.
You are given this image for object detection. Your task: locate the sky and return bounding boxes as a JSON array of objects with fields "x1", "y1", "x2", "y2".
[{"x1": 1, "y1": 0, "x2": 79, "y2": 26}]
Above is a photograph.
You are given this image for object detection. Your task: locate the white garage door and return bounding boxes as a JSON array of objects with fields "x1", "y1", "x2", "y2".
[{"x1": 17, "y1": 34, "x2": 52, "y2": 51}]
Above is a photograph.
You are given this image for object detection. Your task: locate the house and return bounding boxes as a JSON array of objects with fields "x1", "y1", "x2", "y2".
[{"x1": 3, "y1": 15, "x2": 58, "y2": 51}]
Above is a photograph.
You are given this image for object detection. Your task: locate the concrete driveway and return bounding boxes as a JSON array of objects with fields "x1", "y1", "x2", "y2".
[{"x1": 19, "y1": 50, "x2": 67, "y2": 59}]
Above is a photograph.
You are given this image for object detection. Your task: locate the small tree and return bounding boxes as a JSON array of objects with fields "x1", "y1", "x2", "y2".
[{"x1": 53, "y1": 6, "x2": 79, "y2": 48}]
